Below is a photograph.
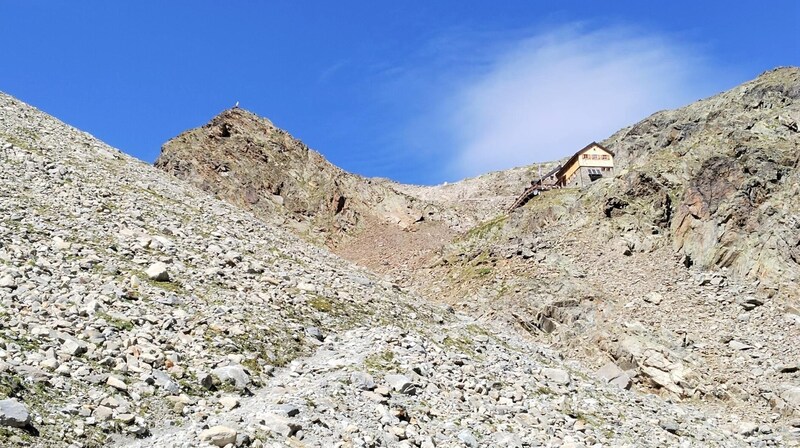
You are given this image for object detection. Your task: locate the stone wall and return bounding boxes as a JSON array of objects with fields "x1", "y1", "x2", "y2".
[{"x1": 579, "y1": 166, "x2": 614, "y2": 186}]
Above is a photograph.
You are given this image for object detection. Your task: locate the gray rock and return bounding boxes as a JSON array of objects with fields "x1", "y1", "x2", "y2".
[
  {"x1": 199, "y1": 372, "x2": 214, "y2": 390},
  {"x1": 740, "y1": 296, "x2": 764, "y2": 310},
  {"x1": 199, "y1": 425, "x2": 237, "y2": 447},
  {"x1": 458, "y1": 430, "x2": 479, "y2": 447},
  {"x1": 305, "y1": 326, "x2": 324, "y2": 341},
  {"x1": 610, "y1": 372, "x2": 632, "y2": 390},
  {"x1": 116, "y1": 413, "x2": 136, "y2": 425},
  {"x1": 60, "y1": 339, "x2": 87, "y2": 357},
  {"x1": 106, "y1": 376, "x2": 127, "y2": 391},
  {"x1": 729, "y1": 340, "x2": 752, "y2": 351},
  {"x1": 93, "y1": 405, "x2": 113, "y2": 421},
  {"x1": 145, "y1": 262, "x2": 170, "y2": 281},
  {"x1": 236, "y1": 433, "x2": 251, "y2": 447},
  {"x1": 219, "y1": 396, "x2": 240, "y2": 411},
  {"x1": 350, "y1": 371, "x2": 375, "y2": 390},
  {"x1": 385, "y1": 374, "x2": 417, "y2": 395},
  {"x1": 274, "y1": 404, "x2": 299, "y2": 417},
  {"x1": 152, "y1": 369, "x2": 180, "y2": 394},
  {"x1": 781, "y1": 386, "x2": 800, "y2": 410},
  {"x1": 297, "y1": 282, "x2": 316, "y2": 292},
  {"x1": 212, "y1": 364, "x2": 250, "y2": 390},
  {"x1": 0, "y1": 275, "x2": 16, "y2": 289},
  {"x1": 349, "y1": 275, "x2": 372, "y2": 286},
  {"x1": 641, "y1": 366, "x2": 682, "y2": 395},
  {"x1": 644, "y1": 292, "x2": 663, "y2": 305},
  {"x1": 542, "y1": 367, "x2": 571, "y2": 385},
  {"x1": 259, "y1": 412, "x2": 300, "y2": 437},
  {"x1": 0, "y1": 399, "x2": 30, "y2": 428},
  {"x1": 596, "y1": 362, "x2": 624, "y2": 382},
  {"x1": 738, "y1": 422, "x2": 758, "y2": 436},
  {"x1": 616, "y1": 239, "x2": 633, "y2": 256},
  {"x1": 660, "y1": 418, "x2": 679, "y2": 434},
  {"x1": 493, "y1": 432, "x2": 523, "y2": 447}
]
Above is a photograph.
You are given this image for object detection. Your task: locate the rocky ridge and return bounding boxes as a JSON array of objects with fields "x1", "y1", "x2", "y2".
[
  {"x1": 0, "y1": 93, "x2": 771, "y2": 447},
  {"x1": 602, "y1": 67, "x2": 800, "y2": 294},
  {"x1": 155, "y1": 109, "x2": 468, "y2": 246}
]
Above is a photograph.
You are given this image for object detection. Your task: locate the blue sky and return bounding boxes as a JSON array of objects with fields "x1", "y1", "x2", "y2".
[{"x1": 1, "y1": 2, "x2": 798, "y2": 184}]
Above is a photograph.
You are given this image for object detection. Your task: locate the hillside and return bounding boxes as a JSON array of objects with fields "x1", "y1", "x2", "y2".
[
  {"x1": 155, "y1": 109, "x2": 467, "y2": 242},
  {"x1": 401, "y1": 67, "x2": 800, "y2": 437},
  {"x1": 0, "y1": 93, "x2": 774, "y2": 446},
  {"x1": 603, "y1": 66, "x2": 800, "y2": 293},
  {"x1": 148, "y1": 67, "x2": 800, "y2": 446}
]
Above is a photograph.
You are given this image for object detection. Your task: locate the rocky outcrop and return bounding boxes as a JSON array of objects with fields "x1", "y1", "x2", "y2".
[
  {"x1": 155, "y1": 108, "x2": 435, "y2": 246},
  {"x1": 601, "y1": 67, "x2": 800, "y2": 295}
]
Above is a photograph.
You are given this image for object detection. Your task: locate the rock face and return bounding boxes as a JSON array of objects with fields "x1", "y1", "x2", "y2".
[
  {"x1": 602, "y1": 67, "x2": 800, "y2": 295},
  {"x1": 155, "y1": 108, "x2": 441, "y2": 246}
]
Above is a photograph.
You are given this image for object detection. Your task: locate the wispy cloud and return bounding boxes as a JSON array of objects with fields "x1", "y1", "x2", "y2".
[
  {"x1": 318, "y1": 60, "x2": 348, "y2": 84},
  {"x1": 386, "y1": 24, "x2": 725, "y2": 182}
]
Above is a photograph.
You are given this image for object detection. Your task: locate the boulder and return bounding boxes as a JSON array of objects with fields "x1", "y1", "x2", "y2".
[
  {"x1": 781, "y1": 386, "x2": 800, "y2": 411},
  {"x1": 0, "y1": 399, "x2": 30, "y2": 428},
  {"x1": 273, "y1": 404, "x2": 300, "y2": 417},
  {"x1": 350, "y1": 371, "x2": 375, "y2": 391},
  {"x1": 259, "y1": 413, "x2": 300, "y2": 437},
  {"x1": 152, "y1": 369, "x2": 180, "y2": 394},
  {"x1": 0, "y1": 275, "x2": 16, "y2": 289},
  {"x1": 385, "y1": 374, "x2": 417, "y2": 395},
  {"x1": 305, "y1": 326, "x2": 324, "y2": 341},
  {"x1": 458, "y1": 430, "x2": 479, "y2": 447},
  {"x1": 644, "y1": 292, "x2": 663, "y2": 305},
  {"x1": 93, "y1": 405, "x2": 113, "y2": 421},
  {"x1": 106, "y1": 376, "x2": 128, "y2": 391},
  {"x1": 541, "y1": 367, "x2": 571, "y2": 385},
  {"x1": 596, "y1": 362, "x2": 624, "y2": 382},
  {"x1": 145, "y1": 262, "x2": 170, "y2": 282},
  {"x1": 60, "y1": 338, "x2": 88, "y2": 357},
  {"x1": 212, "y1": 364, "x2": 250, "y2": 390},
  {"x1": 641, "y1": 366, "x2": 683, "y2": 395},
  {"x1": 199, "y1": 425, "x2": 237, "y2": 447},
  {"x1": 729, "y1": 340, "x2": 752, "y2": 351},
  {"x1": 610, "y1": 372, "x2": 632, "y2": 390},
  {"x1": 219, "y1": 396, "x2": 240, "y2": 411}
]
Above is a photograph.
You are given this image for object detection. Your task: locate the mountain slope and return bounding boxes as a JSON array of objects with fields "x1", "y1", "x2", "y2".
[
  {"x1": 601, "y1": 66, "x2": 800, "y2": 294},
  {"x1": 155, "y1": 109, "x2": 457, "y2": 244},
  {"x1": 0, "y1": 95, "x2": 762, "y2": 446},
  {"x1": 407, "y1": 67, "x2": 800, "y2": 434},
  {"x1": 146, "y1": 68, "x2": 800, "y2": 442}
]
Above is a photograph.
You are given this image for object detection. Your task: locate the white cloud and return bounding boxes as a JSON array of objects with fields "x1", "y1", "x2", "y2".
[{"x1": 428, "y1": 25, "x2": 717, "y2": 179}]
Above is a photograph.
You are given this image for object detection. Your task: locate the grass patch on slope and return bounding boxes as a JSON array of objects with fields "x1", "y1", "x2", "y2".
[{"x1": 464, "y1": 215, "x2": 508, "y2": 241}]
